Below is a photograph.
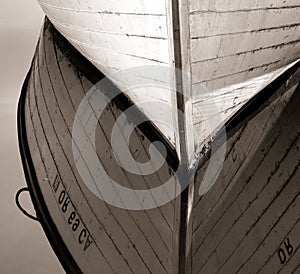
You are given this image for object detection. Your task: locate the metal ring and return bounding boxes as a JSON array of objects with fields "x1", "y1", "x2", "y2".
[{"x1": 15, "y1": 187, "x2": 38, "y2": 222}]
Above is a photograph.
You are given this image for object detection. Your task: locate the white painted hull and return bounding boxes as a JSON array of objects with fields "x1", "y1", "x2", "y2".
[
  {"x1": 37, "y1": 0, "x2": 300, "y2": 84},
  {"x1": 37, "y1": 0, "x2": 300, "y2": 152},
  {"x1": 18, "y1": 19, "x2": 300, "y2": 273},
  {"x1": 38, "y1": 0, "x2": 178, "y2": 148}
]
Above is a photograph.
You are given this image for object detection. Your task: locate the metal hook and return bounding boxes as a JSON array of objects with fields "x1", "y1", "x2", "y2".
[{"x1": 15, "y1": 187, "x2": 39, "y2": 222}]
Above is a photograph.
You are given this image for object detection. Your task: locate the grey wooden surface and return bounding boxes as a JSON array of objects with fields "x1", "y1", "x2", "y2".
[
  {"x1": 192, "y1": 78, "x2": 300, "y2": 273},
  {"x1": 24, "y1": 21, "x2": 177, "y2": 273},
  {"x1": 24, "y1": 21, "x2": 300, "y2": 274}
]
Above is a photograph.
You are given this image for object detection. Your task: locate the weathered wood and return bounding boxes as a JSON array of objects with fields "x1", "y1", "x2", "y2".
[
  {"x1": 37, "y1": 0, "x2": 300, "y2": 153},
  {"x1": 19, "y1": 1, "x2": 300, "y2": 273},
  {"x1": 39, "y1": 0, "x2": 166, "y2": 15},
  {"x1": 189, "y1": 3, "x2": 300, "y2": 90},
  {"x1": 192, "y1": 76, "x2": 300, "y2": 273},
  {"x1": 37, "y1": 0, "x2": 180, "y2": 148},
  {"x1": 190, "y1": 0, "x2": 300, "y2": 13},
  {"x1": 192, "y1": 61, "x2": 299, "y2": 150},
  {"x1": 21, "y1": 20, "x2": 178, "y2": 273}
]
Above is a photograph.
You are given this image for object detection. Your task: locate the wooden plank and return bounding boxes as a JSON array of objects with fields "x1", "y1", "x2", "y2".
[
  {"x1": 191, "y1": 81, "x2": 300, "y2": 274},
  {"x1": 22, "y1": 20, "x2": 176, "y2": 273},
  {"x1": 191, "y1": 45, "x2": 300, "y2": 84},
  {"x1": 45, "y1": 24, "x2": 173, "y2": 273},
  {"x1": 36, "y1": 41, "x2": 129, "y2": 273},
  {"x1": 38, "y1": 0, "x2": 167, "y2": 15},
  {"x1": 41, "y1": 5, "x2": 179, "y2": 147},
  {"x1": 23, "y1": 2, "x2": 300, "y2": 273},
  {"x1": 238, "y1": 194, "x2": 300, "y2": 273},
  {"x1": 52, "y1": 23, "x2": 169, "y2": 62},
  {"x1": 189, "y1": 4, "x2": 300, "y2": 90},
  {"x1": 27, "y1": 59, "x2": 115, "y2": 273},
  {"x1": 193, "y1": 62, "x2": 288, "y2": 91},
  {"x1": 190, "y1": 0, "x2": 300, "y2": 13},
  {"x1": 43, "y1": 7, "x2": 168, "y2": 38},
  {"x1": 192, "y1": 62, "x2": 299, "y2": 154},
  {"x1": 191, "y1": 26, "x2": 300, "y2": 63},
  {"x1": 192, "y1": 90, "x2": 290, "y2": 236},
  {"x1": 190, "y1": 9, "x2": 300, "y2": 38}
]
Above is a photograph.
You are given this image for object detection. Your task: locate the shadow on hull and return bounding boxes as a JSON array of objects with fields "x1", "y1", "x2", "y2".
[{"x1": 18, "y1": 18, "x2": 300, "y2": 273}]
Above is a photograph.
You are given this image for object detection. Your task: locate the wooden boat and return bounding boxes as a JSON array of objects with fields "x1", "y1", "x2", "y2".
[
  {"x1": 36, "y1": 0, "x2": 300, "y2": 149},
  {"x1": 17, "y1": 0, "x2": 300, "y2": 273}
]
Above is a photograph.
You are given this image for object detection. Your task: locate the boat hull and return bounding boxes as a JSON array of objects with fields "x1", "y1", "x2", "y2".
[
  {"x1": 18, "y1": 19, "x2": 179, "y2": 274},
  {"x1": 18, "y1": 18, "x2": 300, "y2": 273},
  {"x1": 37, "y1": 0, "x2": 300, "y2": 150},
  {"x1": 38, "y1": 0, "x2": 300, "y2": 91},
  {"x1": 191, "y1": 69, "x2": 300, "y2": 273}
]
